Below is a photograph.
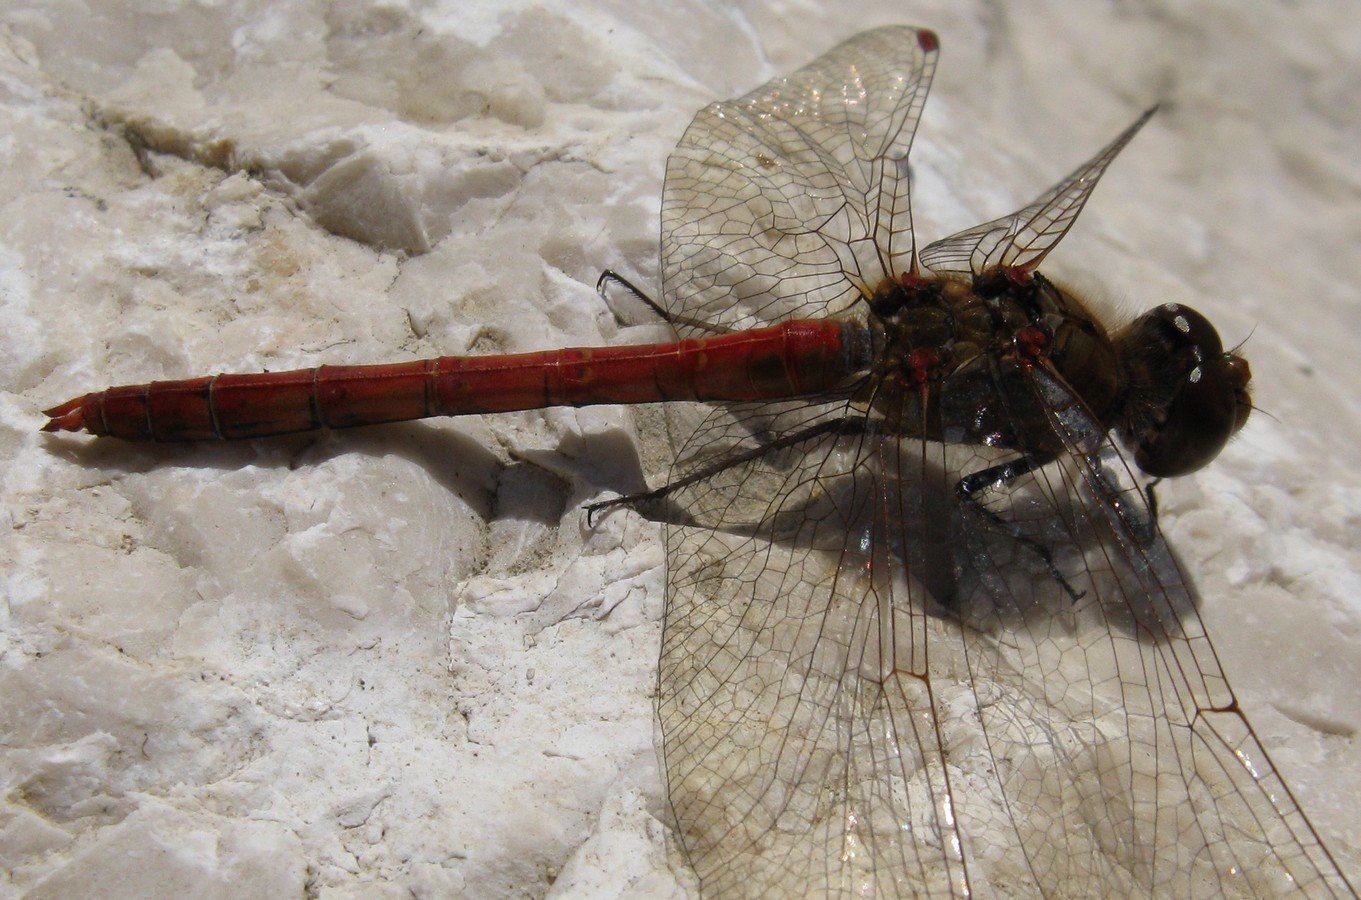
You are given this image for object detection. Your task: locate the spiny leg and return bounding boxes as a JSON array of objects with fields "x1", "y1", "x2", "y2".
[
  {"x1": 1087, "y1": 449, "x2": 1162, "y2": 546},
  {"x1": 1141, "y1": 477, "x2": 1162, "y2": 541},
  {"x1": 595, "y1": 269, "x2": 731, "y2": 334},
  {"x1": 585, "y1": 416, "x2": 868, "y2": 526},
  {"x1": 956, "y1": 455, "x2": 1086, "y2": 602}
]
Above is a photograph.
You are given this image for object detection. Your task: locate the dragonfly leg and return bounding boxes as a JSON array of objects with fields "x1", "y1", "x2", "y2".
[
  {"x1": 585, "y1": 416, "x2": 867, "y2": 527},
  {"x1": 596, "y1": 269, "x2": 732, "y2": 334},
  {"x1": 1087, "y1": 450, "x2": 1161, "y2": 545},
  {"x1": 1142, "y1": 477, "x2": 1162, "y2": 536},
  {"x1": 956, "y1": 456, "x2": 1087, "y2": 602},
  {"x1": 597, "y1": 269, "x2": 666, "y2": 318}
]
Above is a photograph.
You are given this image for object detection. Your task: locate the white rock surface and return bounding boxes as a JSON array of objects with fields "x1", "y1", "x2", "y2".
[{"x1": 2, "y1": 1, "x2": 1358, "y2": 896}]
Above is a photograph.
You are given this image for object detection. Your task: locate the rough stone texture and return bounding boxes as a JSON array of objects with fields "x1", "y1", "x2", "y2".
[{"x1": 2, "y1": 1, "x2": 1357, "y2": 896}]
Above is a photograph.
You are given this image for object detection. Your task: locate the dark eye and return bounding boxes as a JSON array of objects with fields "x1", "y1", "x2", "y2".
[{"x1": 1120, "y1": 304, "x2": 1252, "y2": 478}]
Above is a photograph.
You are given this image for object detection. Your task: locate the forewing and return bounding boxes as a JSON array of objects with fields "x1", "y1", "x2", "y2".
[
  {"x1": 937, "y1": 359, "x2": 1356, "y2": 896},
  {"x1": 661, "y1": 26, "x2": 938, "y2": 334},
  {"x1": 918, "y1": 109, "x2": 1154, "y2": 276}
]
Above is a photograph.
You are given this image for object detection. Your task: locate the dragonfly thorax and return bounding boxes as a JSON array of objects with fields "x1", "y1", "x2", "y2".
[{"x1": 857, "y1": 269, "x2": 1123, "y2": 458}]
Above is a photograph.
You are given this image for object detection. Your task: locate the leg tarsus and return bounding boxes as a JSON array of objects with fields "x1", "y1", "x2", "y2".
[
  {"x1": 596, "y1": 269, "x2": 672, "y2": 323},
  {"x1": 585, "y1": 484, "x2": 670, "y2": 528},
  {"x1": 1122, "y1": 476, "x2": 1162, "y2": 546},
  {"x1": 1143, "y1": 477, "x2": 1162, "y2": 526},
  {"x1": 595, "y1": 269, "x2": 731, "y2": 334}
]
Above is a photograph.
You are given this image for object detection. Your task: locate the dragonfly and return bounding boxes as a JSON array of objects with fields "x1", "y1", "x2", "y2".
[{"x1": 42, "y1": 25, "x2": 1354, "y2": 899}]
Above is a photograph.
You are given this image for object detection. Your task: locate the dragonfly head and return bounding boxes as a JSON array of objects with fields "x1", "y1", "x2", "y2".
[{"x1": 1114, "y1": 303, "x2": 1252, "y2": 478}]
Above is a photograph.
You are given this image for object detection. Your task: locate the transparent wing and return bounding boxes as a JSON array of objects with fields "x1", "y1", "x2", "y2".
[
  {"x1": 655, "y1": 394, "x2": 972, "y2": 897},
  {"x1": 660, "y1": 26, "x2": 938, "y2": 334},
  {"x1": 918, "y1": 109, "x2": 1155, "y2": 276},
  {"x1": 652, "y1": 367, "x2": 1356, "y2": 897},
  {"x1": 935, "y1": 358, "x2": 1357, "y2": 896}
]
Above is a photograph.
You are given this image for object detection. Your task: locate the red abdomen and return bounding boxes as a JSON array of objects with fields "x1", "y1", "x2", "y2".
[{"x1": 43, "y1": 320, "x2": 860, "y2": 441}]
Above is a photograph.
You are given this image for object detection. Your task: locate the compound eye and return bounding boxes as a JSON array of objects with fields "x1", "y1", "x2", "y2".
[{"x1": 1131, "y1": 304, "x2": 1252, "y2": 478}]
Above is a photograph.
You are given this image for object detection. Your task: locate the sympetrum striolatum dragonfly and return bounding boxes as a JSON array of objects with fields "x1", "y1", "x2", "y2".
[{"x1": 41, "y1": 25, "x2": 1355, "y2": 898}]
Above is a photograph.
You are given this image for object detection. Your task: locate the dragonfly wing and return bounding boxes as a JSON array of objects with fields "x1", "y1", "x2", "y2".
[
  {"x1": 938, "y1": 359, "x2": 1356, "y2": 896},
  {"x1": 650, "y1": 363, "x2": 1356, "y2": 897},
  {"x1": 653, "y1": 395, "x2": 972, "y2": 897},
  {"x1": 918, "y1": 109, "x2": 1155, "y2": 277},
  {"x1": 661, "y1": 26, "x2": 938, "y2": 334}
]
